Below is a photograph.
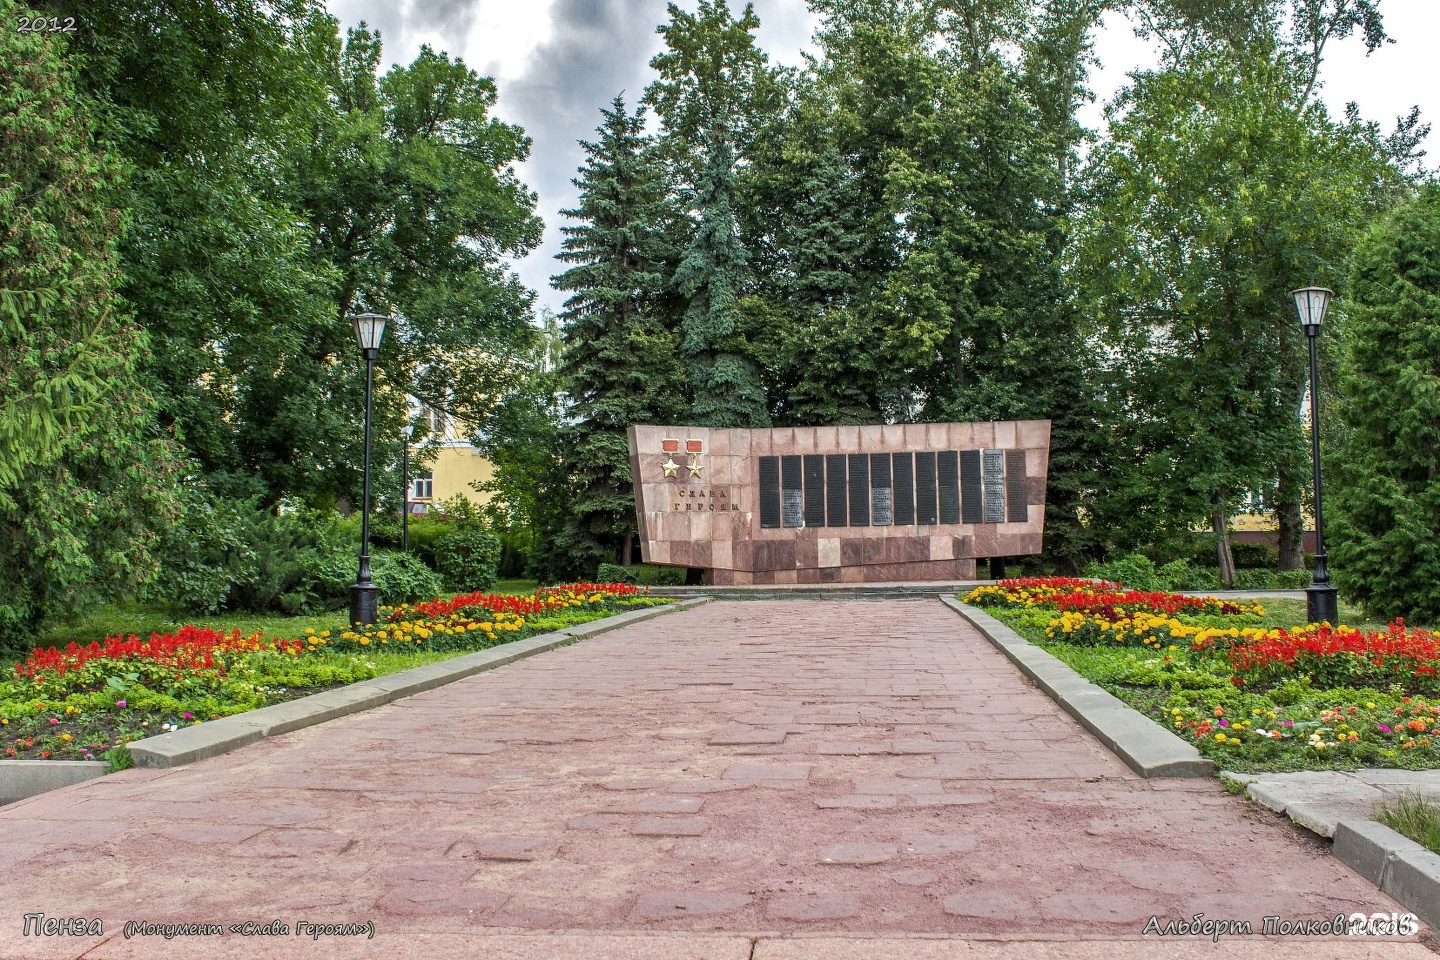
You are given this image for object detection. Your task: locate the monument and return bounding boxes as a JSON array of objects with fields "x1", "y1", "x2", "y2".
[{"x1": 627, "y1": 421, "x2": 1051, "y2": 584}]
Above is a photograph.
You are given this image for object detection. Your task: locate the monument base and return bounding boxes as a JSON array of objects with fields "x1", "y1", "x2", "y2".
[{"x1": 706, "y1": 558, "x2": 977, "y2": 585}]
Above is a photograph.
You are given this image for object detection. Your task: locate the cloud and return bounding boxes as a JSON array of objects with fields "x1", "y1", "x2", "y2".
[
  {"x1": 500, "y1": 0, "x2": 818, "y2": 314},
  {"x1": 497, "y1": 1, "x2": 670, "y2": 310},
  {"x1": 329, "y1": 0, "x2": 820, "y2": 314}
]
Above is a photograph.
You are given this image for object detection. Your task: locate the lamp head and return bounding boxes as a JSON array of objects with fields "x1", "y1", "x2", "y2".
[
  {"x1": 351, "y1": 313, "x2": 388, "y2": 353},
  {"x1": 1291, "y1": 287, "x2": 1333, "y2": 334}
]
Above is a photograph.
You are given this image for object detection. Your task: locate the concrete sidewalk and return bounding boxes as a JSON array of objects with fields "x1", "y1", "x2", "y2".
[{"x1": 0, "y1": 601, "x2": 1430, "y2": 958}]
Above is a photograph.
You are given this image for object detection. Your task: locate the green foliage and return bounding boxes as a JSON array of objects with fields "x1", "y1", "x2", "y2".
[
  {"x1": 371, "y1": 551, "x2": 445, "y2": 606},
  {"x1": 1158, "y1": 559, "x2": 1220, "y2": 591},
  {"x1": 0, "y1": 6, "x2": 184, "y2": 645},
  {"x1": 645, "y1": 1, "x2": 776, "y2": 429},
  {"x1": 289, "y1": 26, "x2": 544, "y2": 502},
  {"x1": 1073, "y1": 42, "x2": 1397, "y2": 558},
  {"x1": 1230, "y1": 541, "x2": 1279, "y2": 569},
  {"x1": 432, "y1": 526, "x2": 501, "y2": 592},
  {"x1": 554, "y1": 98, "x2": 688, "y2": 570},
  {"x1": 1330, "y1": 185, "x2": 1440, "y2": 622},
  {"x1": 1082, "y1": 555, "x2": 1167, "y2": 592},
  {"x1": 633, "y1": 564, "x2": 686, "y2": 586},
  {"x1": 596, "y1": 563, "x2": 638, "y2": 585}
]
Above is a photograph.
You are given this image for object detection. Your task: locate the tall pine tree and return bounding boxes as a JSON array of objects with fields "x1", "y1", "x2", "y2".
[{"x1": 553, "y1": 97, "x2": 687, "y2": 572}]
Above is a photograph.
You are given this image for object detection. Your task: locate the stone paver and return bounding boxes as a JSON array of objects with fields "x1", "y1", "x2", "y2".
[{"x1": 0, "y1": 600, "x2": 1429, "y2": 958}]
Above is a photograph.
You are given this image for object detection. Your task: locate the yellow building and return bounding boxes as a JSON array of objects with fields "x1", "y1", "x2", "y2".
[{"x1": 405, "y1": 398, "x2": 495, "y2": 515}]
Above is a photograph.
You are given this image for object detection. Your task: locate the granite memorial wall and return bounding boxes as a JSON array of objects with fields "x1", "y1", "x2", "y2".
[{"x1": 627, "y1": 421, "x2": 1051, "y2": 584}]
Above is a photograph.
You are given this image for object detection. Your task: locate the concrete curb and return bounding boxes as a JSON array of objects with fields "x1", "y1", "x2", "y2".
[
  {"x1": 940, "y1": 596, "x2": 1212, "y2": 779},
  {"x1": 127, "y1": 598, "x2": 706, "y2": 769},
  {"x1": 0, "y1": 759, "x2": 110, "y2": 806},
  {"x1": 1332, "y1": 818, "x2": 1440, "y2": 929}
]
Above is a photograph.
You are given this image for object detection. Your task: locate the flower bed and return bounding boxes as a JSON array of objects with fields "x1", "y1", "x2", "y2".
[
  {"x1": 1, "y1": 583, "x2": 660, "y2": 766},
  {"x1": 965, "y1": 577, "x2": 1440, "y2": 772}
]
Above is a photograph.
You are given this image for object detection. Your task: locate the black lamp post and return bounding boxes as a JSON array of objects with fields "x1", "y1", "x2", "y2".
[
  {"x1": 350, "y1": 312, "x2": 387, "y2": 626},
  {"x1": 1293, "y1": 286, "x2": 1339, "y2": 626},
  {"x1": 401, "y1": 423, "x2": 413, "y2": 553}
]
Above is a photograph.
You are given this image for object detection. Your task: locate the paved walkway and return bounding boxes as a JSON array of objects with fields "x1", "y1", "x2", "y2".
[{"x1": 0, "y1": 601, "x2": 1431, "y2": 959}]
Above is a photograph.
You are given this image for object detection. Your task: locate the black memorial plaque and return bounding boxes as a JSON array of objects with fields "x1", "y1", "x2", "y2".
[
  {"x1": 825, "y1": 453, "x2": 847, "y2": 526},
  {"x1": 1006, "y1": 449, "x2": 1028, "y2": 523},
  {"x1": 803, "y1": 455, "x2": 826, "y2": 527},
  {"x1": 848, "y1": 453, "x2": 870, "y2": 526},
  {"x1": 915, "y1": 451, "x2": 937, "y2": 525},
  {"x1": 892, "y1": 452, "x2": 915, "y2": 525},
  {"x1": 960, "y1": 449, "x2": 983, "y2": 524},
  {"x1": 983, "y1": 449, "x2": 1006, "y2": 522},
  {"x1": 758, "y1": 456, "x2": 781, "y2": 529},
  {"x1": 781, "y1": 455, "x2": 803, "y2": 527},
  {"x1": 870, "y1": 453, "x2": 893, "y2": 526},
  {"x1": 937, "y1": 450, "x2": 960, "y2": 524}
]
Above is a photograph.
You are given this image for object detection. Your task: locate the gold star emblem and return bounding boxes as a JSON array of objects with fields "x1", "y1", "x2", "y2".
[
  {"x1": 662, "y1": 458, "x2": 680, "y2": 478},
  {"x1": 688, "y1": 458, "x2": 703, "y2": 478}
]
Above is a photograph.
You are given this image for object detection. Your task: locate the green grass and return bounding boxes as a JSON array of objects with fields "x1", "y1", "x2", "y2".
[
  {"x1": 1247, "y1": 597, "x2": 1402, "y2": 633},
  {"x1": 1374, "y1": 792, "x2": 1440, "y2": 855}
]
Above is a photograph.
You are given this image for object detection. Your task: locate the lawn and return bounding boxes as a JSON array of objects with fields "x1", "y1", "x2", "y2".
[
  {"x1": 966, "y1": 578, "x2": 1440, "y2": 774},
  {"x1": 3, "y1": 583, "x2": 658, "y2": 768}
]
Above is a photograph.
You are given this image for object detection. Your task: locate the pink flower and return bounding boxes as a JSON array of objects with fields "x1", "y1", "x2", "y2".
[
  {"x1": 1378, "y1": 724, "x2": 1392, "y2": 733},
  {"x1": 48, "y1": 718, "x2": 59, "y2": 725},
  {"x1": 116, "y1": 700, "x2": 126, "y2": 708},
  {"x1": 183, "y1": 712, "x2": 193, "y2": 720}
]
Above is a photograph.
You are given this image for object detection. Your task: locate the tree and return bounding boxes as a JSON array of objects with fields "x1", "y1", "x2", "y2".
[
  {"x1": 646, "y1": 0, "x2": 778, "y2": 428},
  {"x1": 1328, "y1": 185, "x2": 1440, "y2": 620},
  {"x1": 552, "y1": 97, "x2": 688, "y2": 572},
  {"x1": 0, "y1": 4, "x2": 183, "y2": 643},
  {"x1": 742, "y1": 0, "x2": 1108, "y2": 566},
  {"x1": 288, "y1": 26, "x2": 545, "y2": 503},
  {"x1": 471, "y1": 312, "x2": 581, "y2": 583},
  {"x1": 1072, "y1": 44, "x2": 1396, "y2": 582},
  {"x1": 40, "y1": 0, "x2": 346, "y2": 505}
]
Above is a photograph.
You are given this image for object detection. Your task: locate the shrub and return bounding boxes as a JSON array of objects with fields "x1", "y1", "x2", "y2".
[
  {"x1": 142, "y1": 488, "x2": 258, "y2": 614},
  {"x1": 1274, "y1": 570, "x2": 1313, "y2": 590},
  {"x1": 1231, "y1": 541, "x2": 1279, "y2": 569},
  {"x1": 1082, "y1": 554, "x2": 1166, "y2": 592},
  {"x1": 597, "y1": 563, "x2": 638, "y2": 584},
  {"x1": 1233, "y1": 569, "x2": 1277, "y2": 591},
  {"x1": 1157, "y1": 559, "x2": 1219, "y2": 591},
  {"x1": 635, "y1": 564, "x2": 686, "y2": 586},
  {"x1": 371, "y1": 551, "x2": 444, "y2": 605},
  {"x1": 433, "y1": 526, "x2": 501, "y2": 591}
]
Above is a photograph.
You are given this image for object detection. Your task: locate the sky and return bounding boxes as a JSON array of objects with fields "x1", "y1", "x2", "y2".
[{"x1": 329, "y1": 0, "x2": 1438, "y2": 318}]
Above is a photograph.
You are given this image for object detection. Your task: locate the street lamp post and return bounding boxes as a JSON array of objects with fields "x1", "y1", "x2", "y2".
[
  {"x1": 401, "y1": 424, "x2": 414, "y2": 553},
  {"x1": 350, "y1": 312, "x2": 388, "y2": 626},
  {"x1": 1293, "y1": 286, "x2": 1339, "y2": 626}
]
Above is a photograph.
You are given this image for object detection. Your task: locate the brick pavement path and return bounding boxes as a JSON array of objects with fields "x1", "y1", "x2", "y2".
[{"x1": 0, "y1": 600, "x2": 1431, "y2": 960}]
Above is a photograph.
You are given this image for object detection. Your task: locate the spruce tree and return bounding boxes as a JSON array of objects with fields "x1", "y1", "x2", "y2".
[
  {"x1": 553, "y1": 97, "x2": 687, "y2": 572},
  {"x1": 1330, "y1": 185, "x2": 1440, "y2": 620},
  {"x1": 646, "y1": 1, "x2": 776, "y2": 428}
]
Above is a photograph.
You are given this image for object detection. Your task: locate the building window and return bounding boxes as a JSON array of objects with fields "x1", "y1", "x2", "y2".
[{"x1": 411, "y1": 472, "x2": 434, "y2": 500}]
